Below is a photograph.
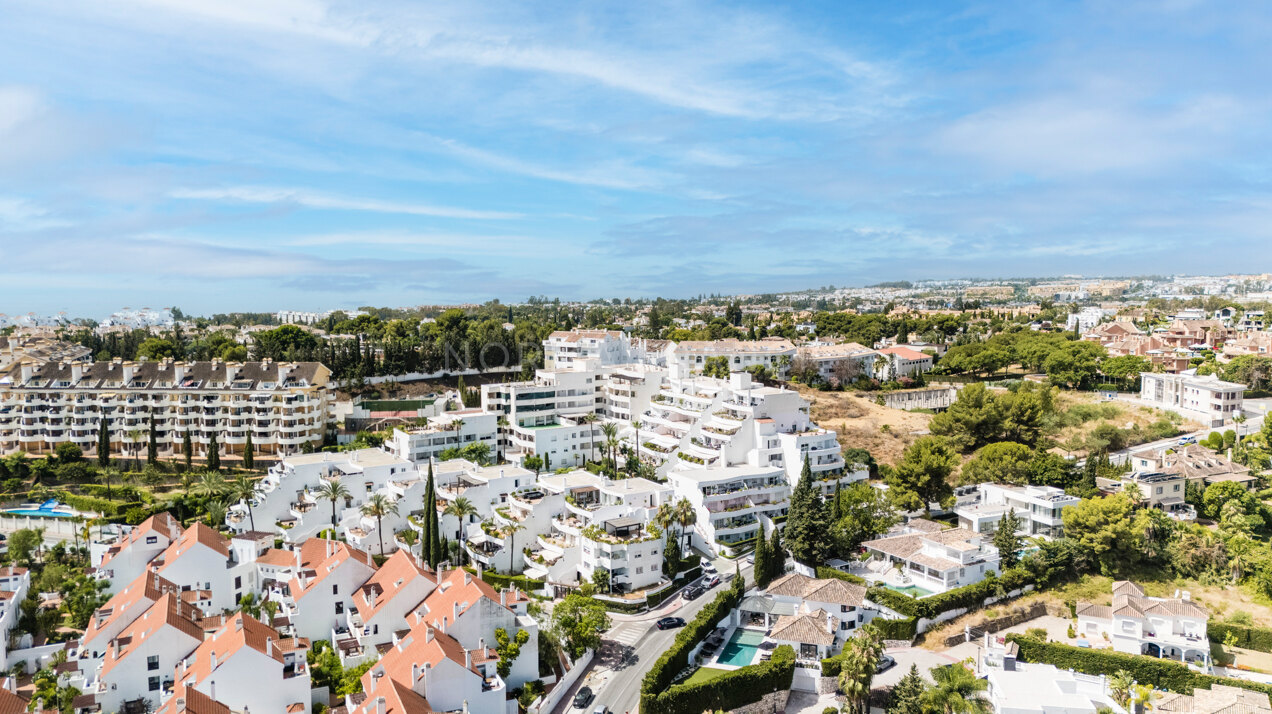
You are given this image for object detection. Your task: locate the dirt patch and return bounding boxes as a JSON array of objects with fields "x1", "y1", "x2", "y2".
[
  {"x1": 798, "y1": 386, "x2": 933, "y2": 466},
  {"x1": 1049, "y1": 391, "x2": 1201, "y2": 457}
]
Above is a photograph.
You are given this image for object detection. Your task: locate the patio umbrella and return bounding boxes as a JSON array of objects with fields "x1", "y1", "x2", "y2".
[{"x1": 759, "y1": 640, "x2": 777, "y2": 650}]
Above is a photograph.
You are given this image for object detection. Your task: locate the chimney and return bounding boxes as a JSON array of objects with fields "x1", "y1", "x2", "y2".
[
  {"x1": 70, "y1": 364, "x2": 83, "y2": 383},
  {"x1": 176, "y1": 699, "x2": 185, "y2": 710},
  {"x1": 278, "y1": 365, "x2": 289, "y2": 385},
  {"x1": 452, "y1": 601, "x2": 459, "y2": 622},
  {"x1": 209, "y1": 680, "x2": 216, "y2": 701},
  {"x1": 478, "y1": 637, "x2": 485, "y2": 652},
  {"x1": 500, "y1": 590, "x2": 506, "y2": 607},
  {"x1": 465, "y1": 650, "x2": 472, "y2": 669},
  {"x1": 266, "y1": 637, "x2": 273, "y2": 657},
  {"x1": 425, "y1": 627, "x2": 434, "y2": 644},
  {"x1": 210, "y1": 651, "x2": 217, "y2": 670},
  {"x1": 174, "y1": 364, "x2": 186, "y2": 382},
  {"x1": 412, "y1": 663, "x2": 419, "y2": 682},
  {"x1": 463, "y1": 571, "x2": 471, "y2": 586},
  {"x1": 19, "y1": 364, "x2": 31, "y2": 383},
  {"x1": 441, "y1": 616, "x2": 447, "y2": 633},
  {"x1": 376, "y1": 698, "x2": 386, "y2": 714}
]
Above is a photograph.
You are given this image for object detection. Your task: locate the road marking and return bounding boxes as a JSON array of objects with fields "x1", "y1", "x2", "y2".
[{"x1": 607, "y1": 622, "x2": 645, "y2": 646}]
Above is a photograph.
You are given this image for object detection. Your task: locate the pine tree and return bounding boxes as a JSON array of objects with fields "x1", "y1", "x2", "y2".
[
  {"x1": 885, "y1": 665, "x2": 927, "y2": 714},
  {"x1": 663, "y1": 530, "x2": 681, "y2": 577},
  {"x1": 97, "y1": 417, "x2": 111, "y2": 468},
  {"x1": 784, "y1": 455, "x2": 830, "y2": 565},
  {"x1": 993, "y1": 509, "x2": 1022, "y2": 569},
  {"x1": 753, "y1": 528, "x2": 772, "y2": 587},
  {"x1": 243, "y1": 433, "x2": 254, "y2": 471},
  {"x1": 147, "y1": 416, "x2": 158, "y2": 466},
  {"x1": 831, "y1": 478, "x2": 843, "y2": 521},
  {"x1": 207, "y1": 432, "x2": 220, "y2": 471},
  {"x1": 769, "y1": 526, "x2": 786, "y2": 579},
  {"x1": 183, "y1": 430, "x2": 193, "y2": 470}
]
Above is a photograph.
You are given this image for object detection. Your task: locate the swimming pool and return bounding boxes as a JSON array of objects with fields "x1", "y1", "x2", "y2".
[
  {"x1": 717, "y1": 629, "x2": 764, "y2": 667},
  {"x1": 883, "y1": 583, "x2": 935, "y2": 598},
  {"x1": 2, "y1": 500, "x2": 78, "y2": 518}
]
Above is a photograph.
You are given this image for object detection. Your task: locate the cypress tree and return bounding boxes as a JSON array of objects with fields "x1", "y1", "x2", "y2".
[
  {"x1": 831, "y1": 478, "x2": 842, "y2": 521},
  {"x1": 243, "y1": 433, "x2": 254, "y2": 471},
  {"x1": 423, "y1": 462, "x2": 437, "y2": 567},
  {"x1": 753, "y1": 527, "x2": 771, "y2": 587},
  {"x1": 97, "y1": 417, "x2": 111, "y2": 468},
  {"x1": 208, "y1": 432, "x2": 220, "y2": 471},
  {"x1": 183, "y1": 430, "x2": 193, "y2": 470},
  {"x1": 147, "y1": 416, "x2": 158, "y2": 466},
  {"x1": 769, "y1": 525, "x2": 786, "y2": 580},
  {"x1": 784, "y1": 455, "x2": 829, "y2": 565}
]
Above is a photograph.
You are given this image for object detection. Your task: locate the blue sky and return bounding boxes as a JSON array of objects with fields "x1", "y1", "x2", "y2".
[{"x1": 1, "y1": 0, "x2": 1270, "y2": 317}]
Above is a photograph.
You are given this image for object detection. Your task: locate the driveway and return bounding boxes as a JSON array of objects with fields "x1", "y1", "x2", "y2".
[{"x1": 874, "y1": 647, "x2": 963, "y2": 688}]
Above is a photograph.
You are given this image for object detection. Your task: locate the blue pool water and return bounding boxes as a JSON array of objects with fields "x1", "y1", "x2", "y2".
[
  {"x1": 4, "y1": 500, "x2": 76, "y2": 518},
  {"x1": 883, "y1": 583, "x2": 935, "y2": 598},
  {"x1": 717, "y1": 629, "x2": 764, "y2": 667}
]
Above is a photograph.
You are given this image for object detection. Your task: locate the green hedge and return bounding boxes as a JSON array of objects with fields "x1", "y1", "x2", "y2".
[
  {"x1": 1008, "y1": 635, "x2": 1272, "y2": 698},
  {"x1": 79, "y1": 484, "x2": 155, "y2": 503},
  {"x1": 866, "y1": 585, "x2": 920, "y2": 617},
  {"x1": 816, "y1": 566, "x2": 867, "y2": 585},
  {"x1": 863, "y1": 567, "x2": 1041, "y2": 621},
  {"x1": 874, "y1": 616, "x2": 918, "y2": 640},
  {"x1": 54, "y1": 492, "x2": 127, "y2": 516},
  {"x1": 585, "y1": 596, "x2": 646, "y2": 614},
  {"x1": 643, "y1": 645, "x2": 795, "y2": 714},
  {"x1": 464, "y1": 568, "x2": 544, "y2": 593},
  {"x1": 642, "y1": 575, "x2": 745, "y2": 700},
  {"x1": 1209, "y1": 622, "x2": 1272, "y2": 653}
]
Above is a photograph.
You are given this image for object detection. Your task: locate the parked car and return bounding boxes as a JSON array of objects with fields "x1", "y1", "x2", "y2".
[
  {"x1": 701, "y1": 559, "x2": 717, "y2": 574},
  {"x1": 704, "y1": 574, "x2": 721, "y2": 588},
  {"x1": 684, "y1": 585, "x2": 704, "y2": 600},
  {"x1": 656, "y1": 617, "x2": 686, "y2": 630},
  {"x1": 1178, "y1": 435, "x2": 1197, "y2": 446},
  {"x1": 876, "y1": 655, "x2": 896, "y2": 674},
  {"x1": 593, "y1": 707, "x2": 609, "y2": 714},
  {"x1": 573, "y1": 687, "x2": 594, "y2": 709}
]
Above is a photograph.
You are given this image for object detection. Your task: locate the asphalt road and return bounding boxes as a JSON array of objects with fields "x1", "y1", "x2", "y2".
[{"x1": 553, "y1": 559, "x2": 751, "y2": 714}]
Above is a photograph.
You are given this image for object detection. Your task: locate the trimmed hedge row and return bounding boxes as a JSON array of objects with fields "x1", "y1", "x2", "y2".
[
  {"x1": 51, "y1": 491, "x2": 146, "y2": 517},
  {"x1": 1209, "y1": 622, "x2": 1272, "y2": 653},
  {"x1": 874, "y1": 616, "x2": 918, "y2": 641},
  {"x1": 643, "y1": 645, "x2": 795, "y2": 714},
  {"x1": 1008, "y1": 635, "x2": 1272, "y2": 698},
  {"x1": 642, "y1": 575, "x2": 745, "y2": 698},
  {"x1": 861, "y1": 567, "x2": 1040, "y2": 621},
  {"x1": 465, "y1": 568, "x2": 544, "y2": 593},
  {"x1": 815, "y1": 566, "x2": 867, "y2": 585}
]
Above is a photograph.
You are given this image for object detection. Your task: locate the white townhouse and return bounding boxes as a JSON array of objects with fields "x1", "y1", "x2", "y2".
[
  {"x1": 667, "y1": 337, "x2": 797, "y2": 379},
  {"x1": 342, "y1": 550, "x2": 438, "y2": 664},
  {"x1": 410, "y1": 567, "x2": 538, "y2": 688},
  {"x1": 159, "y1": 613, "x2": 310, "y2": 714},
  {"x1": 862, "y1": 521, "x2": 1001, "y2": 594},
  {"x1": 383, "y1": 409, "x2": 499, "y2": 465},
  {"x1": 275, "y1": 538, "x2": 377, "y2": 642},
  {"x1": 148, "y1": 522, "x2": 254, "y2": 613},
  {"x1": 349, "y1": 625, "x2": 506, "y2": 714},
  {"x1": 955, "y1": 484, "x2": 1080, "y2": 539},
  {"x1": 93, "y1": 513, "x2": 185, "y2": 593},
  {"x1": 0, "y1": 358, "x2": 333, "y2": 459},
  {"x1": 81, "y1": 571, "x2": 182, "y2": 665},
  {"x1": 0, "y1": 567, "x2": 29, "y2": 665},
  {"x1": 1077, "y1": 581, "x2": 1210, "y2": 667},
  {"x1": 1140, "y1": 371, "x2": 1247, "y2": 426},
  {"x1": 875, "y1": 346, "x2": 936, "y2": 380},
  {"x1": 91, "y1": 593, "x2": 205, "y2": 714}
]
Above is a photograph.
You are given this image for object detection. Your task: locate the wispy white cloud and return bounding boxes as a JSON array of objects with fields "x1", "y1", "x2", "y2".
[{"x1": 169, "y1": 186, "x2": 521, "y2": 220}]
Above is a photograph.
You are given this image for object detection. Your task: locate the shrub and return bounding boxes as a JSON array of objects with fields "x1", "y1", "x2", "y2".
[
  {"x1": 643, "y1": 644, "x2": 795, "y2": 714},
  {"x1": 1209, "y1": 622, "x2": 1272, "y2": 653},
  {"x1": 816, "y1": 566, "x2": 867, "y2": 585},
  {"x1": 1026, "y1": 627, "x2": 1048, "y2": 641},
  {"x1": 1008, "y1": 634, "x2": 1272, "y2": 698}
]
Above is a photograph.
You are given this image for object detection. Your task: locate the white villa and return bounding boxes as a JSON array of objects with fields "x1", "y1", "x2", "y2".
[
  {"x1": 1077, "y1": 581, "x2": 1210, "y2": 668},
  {"x1": 860, "y1": 520, "x2": 1001, "y2": 594},
  {"x1": 955, "y1": 484, "x2": 1080, "y2": 539}
]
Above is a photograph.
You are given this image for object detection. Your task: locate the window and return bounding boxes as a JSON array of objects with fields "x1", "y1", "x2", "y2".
[
  {"x1": 332, "y1": 584, "x2": 339, "y2": 595},
  {"x1": 146, "y1": 536, "x2": 158, "y2": 545},
  {"x1": 335, "y1": 602, "x2": 344, "y2": 615},
  {"x1": 148, "y1": 676, "x2": 161, "y2": 691},
  {"x1": 147, "y1": 655, "x2": 160, "y2": 671},
  {"x1": 234, "y1": 576, "x2": 242, "y2": 589},
  {"x1": 1174, "y1": 484, "x2": 1180, "y2": 492}
]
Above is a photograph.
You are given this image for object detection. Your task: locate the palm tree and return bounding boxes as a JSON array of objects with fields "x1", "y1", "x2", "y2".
[
  {"x1": 604, "y1": 437, "x2": 619, "y2": 475},
  {"x1": 580, "y1": 413, "x2": 598, "y2": 463},
  {"x1": 1109, "y1": 671, "x2": 1134, "y2": 709},
  {"x1": 653, "y1": 501, "x2": 677, "y2": 536},
  {"x1": 495, "y1": 417, "x2": 509, "y2": 463},
  {"x1": 673, "y1": 497, "x2": 697, "y2": 552},
  {"x1": 205, "y1": 498, "x2": 227, "y2": 527},
  {"x1": 195, "y1": 471, "x2": 228, "y2": 499},
  {"x1": 1130, "y1": 684, "x2": 1157, "y2": 714},
  {"x1": 229, "y1": 473, "x2": 258, "y2": 531},
  {"x1": 500, "y1": 522, "x2": 524, "y2": 574},
  {"x1": 444, "y1": 496, "x2": 479, "y2": 543},
  {"x1": 70, "y1": 515, "x2": 83, "y2": 552},
  {"x1": 99, "y1": 467, "x2": 120, "y2": 500},
  {"x1": 361, "y1": 493, "x2": 399, "y2": 555},
  {"x1": 467, "y1": 442, "x2": 492, "y2": 466},
  {"x1": 127, "y1": 429, "x2": 143, "y2": 463},
  {"x1": 316, "y1": 480, "x2": 351, "y2": 528},
  {"x1": 631, "y1": 420, "x2": 643, "y2": 473},
  {"x1": 600, "y1": 422, "x2": 619, "y2": 467},
  {"x1": 922, "y1": 663, "x2": 991, "y2": 714}
]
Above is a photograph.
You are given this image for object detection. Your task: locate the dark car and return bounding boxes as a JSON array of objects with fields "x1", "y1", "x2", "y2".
[
  {"x1": 876, "y1": 654, "x2": 896, "y2": 674},
  {"x1": 573, "y1": 687, "x2": 594, "y2": 709},
  {"x1": 684, "y1": 585, "x2": 704, "y2": 600},
  {"x1": 656, "y1": 616, "x2": 686, "y2": 630}
]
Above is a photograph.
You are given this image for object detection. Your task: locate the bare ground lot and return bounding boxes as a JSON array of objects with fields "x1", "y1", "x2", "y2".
[{"x1": 799, "y1": 386, "x2": 934, "y2": 466}]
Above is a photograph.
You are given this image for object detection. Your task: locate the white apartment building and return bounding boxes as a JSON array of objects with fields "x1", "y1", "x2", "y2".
[
  {"x1": 482, "y1": 366, "x2": 603, "y2": 469},
  {"x1": 1140, "y1": 371, "x2": 1246, "y2": 426},
  {"x1": 1065, "y1": 306, "x2": 1108, "y2": 333},
  {"x1": 0, "y1": 567, "x2": 29, "y2": 664},
  {"x1": 667, "y1": 338, "x2": 797, "y2": 379},
  {"x1": 955, "y1": 484, "x2": 1080, "y2": 539},
  {"x1": 383, "y1": 409, "x2": 499, "y2": 464},
  {"x1": 875, "y1": 346, "x2": 935, "y2": 380},
  {"x1": 597, "y1": 363, "x2": 664, "y2": 422},
  {"x1": 0, "y1": 358, "x2": 334, "y2": 458},
  {"x1": 796, "y1": 342, "x2": 879, "y2": 383},
  {"x1": 1077, "y1": 581, "x2": 1210, "y2": 667},
  {"x1": 986, "y1": 661, "x2": 1128, "y2": 714},
  {"x1": 862, "y1": 521, "x2": 1001, "y2": 594},
  {"x1": 543, "y1": 330, "x2": 645, "y2": 369},
  {"x1": 100, "y1": 307, "x2": 177, "y2": 330}
]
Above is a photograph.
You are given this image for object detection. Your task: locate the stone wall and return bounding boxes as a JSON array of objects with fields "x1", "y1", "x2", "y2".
[{"x1": 731, "y1": 690, "x2": 789, "y2": 714}]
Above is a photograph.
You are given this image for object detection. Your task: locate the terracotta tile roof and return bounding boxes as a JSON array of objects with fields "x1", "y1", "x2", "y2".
[
  {"x1": 256, "y1": 548, "x2": 298, "y2": 567},
  {"x1": 85, "y1": 570, "x2": 180, "y2": 647},
  {"x1": 412, "y1": 568, "x2": 507, "y2": 629},
  {"x1": 0, "y1": 686, "x2": 24, "y2": 714},
  {"x1": 770, "y1": 611, "x2": 836, "y2": 646},
  {"x1": 101, "y1": 512, "x2": 183, "y2": 568},
  {"x1": 371, "y1": 625, "x2": 492, "y2": 691},
  {"x1": 353, "y1": 678, "x2": 437, "y2": 714},
  {"x1": 101, "y1": 593, "x2": 204, "y2": 677},
  {"x1": 1157, "y1": 685, "x2": 1272, "y2": 714},
  {"x1": 1079, "y1": 581, "x2": 1207, "y2": 621},
  {"x1": 155, "y1": 522, "x2": 232, "y2": 576},
  {"x1": 154, "y1": 678, "x2": 232, "y2": 714},
  {"x1": 355, "y1": 550, "x2": 436, "y2": 624},
  {"x1": 0, "y1": 567, "x2": 28, "y2": 577},
  {"x1": 766, "y1": 573, "x2": 865, "y2": 606},
  {"x1": 289, "y1": 539, "x2": 375, "y2": 601},
  {"x1": 879, "y1": 346, "x2": 931, "y2": 361}
]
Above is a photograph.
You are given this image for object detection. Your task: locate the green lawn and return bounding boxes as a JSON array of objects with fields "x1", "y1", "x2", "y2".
[{"x1": 684, "y1": 666, "x2": 732, "y2": 685}]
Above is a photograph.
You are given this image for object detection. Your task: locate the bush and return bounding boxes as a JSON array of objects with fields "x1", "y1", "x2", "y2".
[
  {"x1": 643, "y1": 645, "x2": 795, "y2": 714},
  {"x1": 1026, "y1": 627, "x2": 1048, "y2": 641},
  {"x1": 1209, "y1": 622, "x2": 1272, "y2": 653},
  {"x1": 1008, "y1": 634, "x2": 1272, "y2": 698},
  {"x1": 464, "y1": 567, "x2": 543, "y2": 593},
  {"x1": 816, "y1": 566, "x2": 867, "y2": 585},
  {"x1": 642, "y1": 575, "x2": 745, "y2": 704}
]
